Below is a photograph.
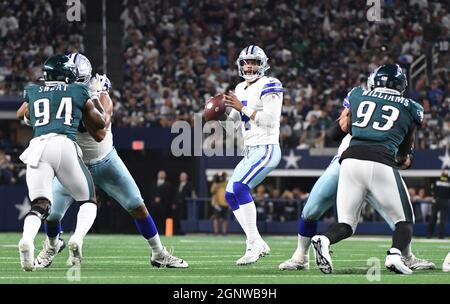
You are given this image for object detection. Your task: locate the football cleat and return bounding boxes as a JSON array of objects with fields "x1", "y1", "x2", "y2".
[
  {"x1": 18, "y1": 238, "x2": 35, "y2": 272},
  {"x1": 67, "y1": 238, "x2": 83, "y2": 266},
  {"x1": 151, "y1": 247, "x2": 188, "y2": 268},
  {"x1": 443, "y1": 252, "x2": 450, "y2": 273},
  {"x1": 385, "y1": 248, "x2": 412, "y2": 275},
  {"x1": 35, "y1": 237, "x2": 66, "y2": 268},
  {"x1": 279, "y1": 255, "x2": 310, "y2": 271},
  {"x1": 261, "y1": 240, "x2": 271, "y2": 257},
  {"x1": 403, "y1": 254, "x2": 435, "y2": 270},
  {"x1": 236, "y1": 238, "x2": 268, "y2": 266},
  {"x1": 311, "y1": 235, "x2": 333, "y2": 274}
]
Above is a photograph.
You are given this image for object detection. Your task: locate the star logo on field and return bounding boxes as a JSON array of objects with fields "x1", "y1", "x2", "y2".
[
  {"x1": 15, "y1": 197, "x2": 31, "y2": 220},
  {"x1": 283, "y1": 149, "x2": 301, "y2": 169},
  {"x1": 438, "y1": 148, "x2": 450, "y2": 169}
]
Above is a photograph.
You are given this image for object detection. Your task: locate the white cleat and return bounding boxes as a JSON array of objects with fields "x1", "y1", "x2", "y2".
[
  {"x1": 151, "y1": 247, "x2": 189, "y2": 268},
  {"x1": 261, "y1": 240, "x2": 271, "y2": 257},
  {"x1": 18, "y1": 238, "x2": 35, "y2": 272},
  {"x1": 385, "y1": 248, "x2": 412, "y2": 275},
  {"x1": 67, "y1": 238, "x2": 83, "y2": 266},
  {"x1": 279, "y1": 255, "x2": 310, "y2": 270},
  {"x1": 403, "y1": 254, "x2": 435, "y2": 270},
  {"x1": 236, "y1": 238, "x2": 267, "y2": 266},
  {"x1": 35, "y1": 237, "x2": 66, "y2": 268},
  {"x1": 311, "y1": 235, "x2": 333, "y2": 274},
  {"x1": 443, "y1": 252, "x2": 450, "y2": 273}
]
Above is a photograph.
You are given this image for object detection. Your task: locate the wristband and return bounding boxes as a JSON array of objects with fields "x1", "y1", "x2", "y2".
[
  {"x1": 23, "y1": 115, "x2": 31, "y2": 126},
  {"x1": 241, "y1": 106, "x2": 255, "y2": 118}
]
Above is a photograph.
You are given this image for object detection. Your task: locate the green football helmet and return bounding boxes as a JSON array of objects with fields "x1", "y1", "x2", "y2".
[
  {"x1": 43, "y1": 55, "x2": 78, "y2": 84},
  {"x1": 368, "y1": 64, "x2": 408, "y2": 93}
]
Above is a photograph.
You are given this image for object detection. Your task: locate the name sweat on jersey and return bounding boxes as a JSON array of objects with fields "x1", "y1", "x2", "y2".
[
  {"x1": 340, "y1": 86, "x2": 424, "y2": 167},
  {"x1": 24, "y1": 83, "x2": 90, "y2": 141},
  {"x1": 233, "y1": 76, "x2": 283, "y2": 146},
  {"x1": 77, "y1": 77, "x2": 113, "y2": 163}
]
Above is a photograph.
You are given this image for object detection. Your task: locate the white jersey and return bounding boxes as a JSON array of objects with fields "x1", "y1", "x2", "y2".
[
  {"x1": 230, "y1": 76, "x2": 283, "y2": 146},
  {"x1": 77, "y1": 77, "x2": 113, "y2": 163}
]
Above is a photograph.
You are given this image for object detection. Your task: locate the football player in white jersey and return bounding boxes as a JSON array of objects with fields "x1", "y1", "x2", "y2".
[
  {"x1": 25, "y1": 53, "x2": 187, "y2": 268},
  {"x1": 223, "y1": 45, "x2": 282, "y2": 265}
]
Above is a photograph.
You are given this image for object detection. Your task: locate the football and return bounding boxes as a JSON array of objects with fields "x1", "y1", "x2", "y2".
[{"x1": 204, "y1": 94, "x2": 226, "y2": 121}]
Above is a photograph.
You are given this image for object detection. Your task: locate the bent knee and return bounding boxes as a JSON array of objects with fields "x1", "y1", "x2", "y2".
[
  {"x1": 232, "y1": 182, "x2": 252, "y2": 205},
  {"x1": 28, "y1": 197, "x2": 51, "y2": 220}
]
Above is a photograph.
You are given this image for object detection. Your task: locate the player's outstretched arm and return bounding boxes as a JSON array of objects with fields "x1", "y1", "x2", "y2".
[
  {"x1": 83, "y1": 97, "x2": 106, "y2": 141},
  {"x1": 224, "y1": 91, "x2": 282, "y2": 126},
  {"x1": 84, "y1": 92, "x2": 113, "y2": 141},
  {"x1": 396, "y1": 124, "x2": 417, "y2": 169},
  {"x1": 328, "y1": 108, "x2": 350, "y2": 141},
  {"x1": 17, "y1": 102, "x2": 29, "y2": 120}
]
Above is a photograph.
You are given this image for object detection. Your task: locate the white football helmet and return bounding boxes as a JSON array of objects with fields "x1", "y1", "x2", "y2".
[
  {"x1": 67, "y1": 52, "x2": 92, "y2": 85},
  {"x1": 236, "y1": 45, "x2": 270, "y2": 82},
  {"x1": 367, "y1": 69, "x2": 377, "y2": 90}
]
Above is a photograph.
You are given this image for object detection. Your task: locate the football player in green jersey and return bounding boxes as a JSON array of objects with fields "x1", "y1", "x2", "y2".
[
  {"x1": 17, "y1": 55, "x2": 106, "y2": 271},
  {"x1": 311, "y1": 64, "x2": 424, "y2": 275}
]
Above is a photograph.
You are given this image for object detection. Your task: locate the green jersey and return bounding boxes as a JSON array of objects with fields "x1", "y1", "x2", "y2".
[
  {"x1": 24, "y1": 82, "x2": 90, "y2": 141},
  {"x1": 342, "y1": 86, "x2": 423, "y2": 166}
]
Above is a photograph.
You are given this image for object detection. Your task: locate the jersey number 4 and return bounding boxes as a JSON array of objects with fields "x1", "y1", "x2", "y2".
[
  {"x1": 352, "y1": 101, "x2": 399, "y2": 131},
  {"x1": 241, "y1": 100, "x2": 251, "y2": 131},
  {"x1": 34, "y1": 97, "x2": 73, "y2": 127}
]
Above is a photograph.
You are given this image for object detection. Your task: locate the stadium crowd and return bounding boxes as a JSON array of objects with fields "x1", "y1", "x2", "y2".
[
  {"x1": 0, "y1": 0, "x2": 448, "y2": 150},
  {"x1": 116, "y1": 0, "x2": 450, "y2": 149},
  {"x1": 0, "y1": 0, "x2": 85, "y2": 95}
]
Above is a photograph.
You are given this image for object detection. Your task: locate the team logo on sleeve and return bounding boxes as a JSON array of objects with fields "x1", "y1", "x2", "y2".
[{"x1": 417, "y1": 110, "x2": 424, "y2": 123}]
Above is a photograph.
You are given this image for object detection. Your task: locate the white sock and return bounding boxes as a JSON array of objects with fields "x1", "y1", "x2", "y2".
[
  {"x1": 22, "y1": 215, "x2": 42, "y2": 241},
  {"x1": 401, "y1": 242, "x2": 412, "y2": 258},
  {"x1": 239, "y1": 202, "x2": 261, "y2": 241},
  {"x1": 292, "y1": 235, "x2": 311, "y2": 260},
  {"x1": 71, "y1": 203, "x2": 97, "y2": 242},
  {"x1": 233, "y1": 208, "x2": 248, "y2": 235},
  {"x1": 148, "y1": 234, "x2": 164, "y2": 256}
]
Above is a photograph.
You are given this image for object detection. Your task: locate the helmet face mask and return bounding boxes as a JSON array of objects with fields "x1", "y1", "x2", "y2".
[
  {"x1": 236, "y1": 45, "x2": 269, "y2": 82},
  {"x1": 67, "y1": 53, "x2": 92, "y2": 85}
]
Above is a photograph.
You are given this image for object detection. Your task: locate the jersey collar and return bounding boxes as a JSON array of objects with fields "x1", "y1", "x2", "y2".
[{"x1": 373, "y1": 87, "x2": 402, "y2": 96}]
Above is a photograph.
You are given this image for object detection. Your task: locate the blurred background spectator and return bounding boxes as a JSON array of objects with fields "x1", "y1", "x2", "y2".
[
  {"x1": 427, "y1": 168, "x2": 450, "y2": 238},
  {"x1": 175, "y1": 172, "x2": 195, "y2": 234},
  {"x1": 210, "y1": 171, "x2": 229, "y2": 236}
]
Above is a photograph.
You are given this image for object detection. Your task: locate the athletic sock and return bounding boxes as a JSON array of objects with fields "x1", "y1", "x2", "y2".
[
  {"x1": 45, "y1": 222, "x2": 62, "y2": 247},
  {"x1": 293, "y1": 235, "x2": 312, "y2": 260},
  {"x1": 232, "y1": 208, "x2": 248, "y2": 235},
  {"x1": 401, "y1": 242, "x2": 413, "y2": 258},
  {"x1": 71, "y1": 202, "x2": 97, "y2": 242},
  {"x1": 322, "y1": 223, "x2": 353, "y2": 244},
  {"x1": 148, "y1": 234, "x2": 164, "y2": 256},
  {"x1": 294, "y1": 218, "x2": 317, "y2": 259},
  {"x1": 133, "y1": 215, "x2": 163, "y2": 255},
  {"x1": 239, "y1": 202, "x2": 261, "y2": 242},
  {"x1": 22, "y1": 215, "x2": 42, "y2": 241}
]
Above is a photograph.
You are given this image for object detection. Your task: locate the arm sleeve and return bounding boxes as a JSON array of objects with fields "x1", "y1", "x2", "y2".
[
  {"x1": 23, "y1": 88, "x2": 30, "y2": 104},
  {"x1": 327, "y1": 120, "x2": 348, "y2": 141},
  {"x1": 254, "y1": 92, "x2": 282, "y2": 127},
  {"x1": 410, "y1": 101, "x2": 424, "y2": 127},
  {"x1": 79, "y1": 85, "x2": 91, "y2": 106}
]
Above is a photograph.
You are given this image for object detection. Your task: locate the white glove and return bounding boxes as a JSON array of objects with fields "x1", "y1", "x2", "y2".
[{"x1": 89, "y1": 73, "x2": 111, "y2": 96}]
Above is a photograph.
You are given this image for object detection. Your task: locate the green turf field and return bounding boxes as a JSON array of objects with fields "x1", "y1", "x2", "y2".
[{"x1": 0, "y1": 233, "x2": 449, "y2": 284}]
